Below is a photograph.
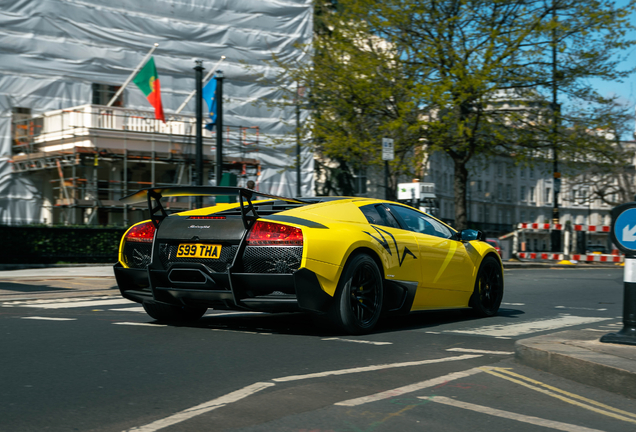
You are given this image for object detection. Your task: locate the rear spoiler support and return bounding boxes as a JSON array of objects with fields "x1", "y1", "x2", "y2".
[{"x1": 121, "y1": 186, "x2": 310, "y2": 230}]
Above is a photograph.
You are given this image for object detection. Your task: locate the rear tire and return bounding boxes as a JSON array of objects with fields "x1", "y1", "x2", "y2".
[
  {"x1": 142, "y1": 301, "x2": 207, "y2": 323},
  {"x1": 471, "y1": 256, "x2": 504, "y2": 317},
  {"x1": 330, "y1": 254, "x2": 383, "y2": 335}
]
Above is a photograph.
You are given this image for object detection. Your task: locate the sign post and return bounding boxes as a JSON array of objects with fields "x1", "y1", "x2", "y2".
[
  {"x1": 600, "y1": 202, "x2": 636, "y2": 345},
  {"x1": 382, "y1": 138, "x2": 394, "y2": 200}
]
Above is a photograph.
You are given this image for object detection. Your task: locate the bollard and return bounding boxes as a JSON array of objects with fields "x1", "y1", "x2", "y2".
[
  {"x1": 600, "y1": 256, "x2": 636, "y2": 345},
  {"x1": 601, "y1": 202, "x2": 636, "y2": 345}
]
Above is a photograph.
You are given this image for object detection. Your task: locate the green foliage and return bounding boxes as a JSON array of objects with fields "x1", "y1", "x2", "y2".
[
  {"x1": 274, "y1": 0, "x2": 635, "y2": 227},
  {"x1": 0, "y1": 226, "x2": 126, "y2": 264}
]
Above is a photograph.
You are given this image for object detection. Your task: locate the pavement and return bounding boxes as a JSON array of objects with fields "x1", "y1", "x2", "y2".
[{"x1": 0, "y1": 262, "x2": 634, "y2": 400}]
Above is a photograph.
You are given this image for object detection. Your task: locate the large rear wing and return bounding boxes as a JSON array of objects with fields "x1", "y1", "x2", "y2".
[{"x1": 120, "y1": 186, "x2": 311, "y2": 229}]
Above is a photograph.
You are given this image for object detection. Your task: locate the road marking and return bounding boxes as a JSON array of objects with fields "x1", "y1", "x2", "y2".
[
  {"x1": 15, "y1": 299, "x2": 132, "y2": 309},
  {"x1": 322, "y1": 337, "x2": 392, "y2": 346},
  {"x1": 555, "y1": 306, "x2": 608, "y2": 311},
  {"x1": 109, "y1": 307, "x2": 146, "y2": 313},
  {"x1": 418, "y1": 396, "x2": 604, "y2": 432},
  {"x1": 502, "y1": 302, "x2": 525, "y2": 306},
  {"x1": 335, "y1": 367, "x2": 484, "y2": 407},
  {"x1": 21, "y1": 316, "x2": 76, "y2": 321},
  {"x1": 2, "y1": 296, "x2": 121, "y2": 307},
  {"x1": 113, "y1": 322, "x2": 167, "y2": 327},
  {"x1": 482, "y1": 367, "x2": 636, "y2": 423},
  {"x1": 125, "y1": 382, "x2": 274, "y2": 432},
  {"x1": 210, "y1": 329, "x2": 272, "y2": 335},
  {"x1": 126, "y1": 356, "x2": 482, "y2": 430},
  {"x1": 446, "y1": 316, "x2": 611, "y2": 337},
  {"x1": 446, "y1": 348, "x2": 513, "y2": 355},
  {"x1": 273, "y1": 354, "x2": 482, "y2": 383}
]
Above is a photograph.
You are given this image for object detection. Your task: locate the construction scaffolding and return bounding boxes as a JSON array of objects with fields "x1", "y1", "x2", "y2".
[{"x1": 11, "y1": 104, "x2": 261, "y2": 226}]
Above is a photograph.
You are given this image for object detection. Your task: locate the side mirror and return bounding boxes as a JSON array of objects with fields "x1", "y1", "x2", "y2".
[{"x1": 458, "y1": 229, "x2": 483, "y2": 242}]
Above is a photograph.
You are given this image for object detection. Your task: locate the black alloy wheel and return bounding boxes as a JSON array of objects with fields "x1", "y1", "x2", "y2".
[
  {"x1": 142, "y1": 301, "x2": 207, "y2": 323},
  {"x1": 471, "y1": 256, "x2": 504, "y2": 317},
  {"x1": 332, "y1": 254, "x2": 383, "y2": 335}
]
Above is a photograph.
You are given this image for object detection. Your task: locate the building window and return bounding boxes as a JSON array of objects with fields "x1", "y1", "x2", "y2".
[
  {"x1": 506, "y1": 184, "x2": 512, "y2": 201},
  {"x1": 520, "y1": 167, "x2": 525, "y2": 178},
  {"x1": 353, "y1": 169, "x2": 367, "y2": 195},
  {"x1": 529, "y1": 168, "x2": 534, "y2": 179},
  {"x1": 92, "y1": 83, "x2": 124, "y2": 106},
  {"x1": 478, "y1": 206, "x2": 484, "y2": 222},
  {"x1": 520, "y1": 185, "x2": 526, "y2": 201},
  {"x1": 520, "y1": 210, "x2": 526, "y2": 222},
  {"x1": 497, "y1": 183, "x2": 503, "y2": 200},
  {"x1": 530, "y1": 186, "x2": 536, "y2": 203},
  {"x1": 545, "y1": 187, "x2": 551, "y2": 204},
  {"x1": 497, "y1": 163, "x2": 503, "y2": 177},
  {"x1": 476, "y1": 180, "x2": 482, "y2": 192}
]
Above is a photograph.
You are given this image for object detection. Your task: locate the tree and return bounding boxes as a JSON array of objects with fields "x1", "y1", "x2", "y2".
[{"x1": 277, "y1": 0, "x2": 635, "y2": 228}]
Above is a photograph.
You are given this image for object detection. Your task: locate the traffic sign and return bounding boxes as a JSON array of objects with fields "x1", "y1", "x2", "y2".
[
  {"x1": 610, "y1": 203, "x2": 636, "y2": 255},
  {"x1": 382, "y1": 138, "x2": 394, "y2": 161}
]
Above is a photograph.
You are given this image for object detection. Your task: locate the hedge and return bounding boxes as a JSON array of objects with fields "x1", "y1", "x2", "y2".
[{"x1": 0, "y1": 225, "x2": 127, "y2": 264}]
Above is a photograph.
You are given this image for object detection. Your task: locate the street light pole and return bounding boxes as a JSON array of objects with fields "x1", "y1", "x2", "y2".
[
  {"x1": 551, "y1": 4, "x2": 561, "y2": 252},
  {"x1": 194, "y1": 60, "x2": 204, "y2": 209}
]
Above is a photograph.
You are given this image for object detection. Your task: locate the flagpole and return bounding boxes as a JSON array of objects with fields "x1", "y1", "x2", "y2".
[
  {"x1": 175, "y1": 56, "x2": 226, "y2": 114},
  {"x1": 106, "y1": 43, "x2": 159, "y2": 107}
]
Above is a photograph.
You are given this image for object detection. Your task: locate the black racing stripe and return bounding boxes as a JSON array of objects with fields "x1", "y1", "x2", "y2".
[{"x1": 263, "y1": 215, "x2": 328, "y2": 229}]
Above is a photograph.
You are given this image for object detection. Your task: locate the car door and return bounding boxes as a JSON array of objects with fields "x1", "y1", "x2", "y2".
[
  {"x1": 358, "y1": 203, "x2": 421, "y2": 284},
  {"x1": 386, "y1": 204, "x2": 475, "y2": 310}
]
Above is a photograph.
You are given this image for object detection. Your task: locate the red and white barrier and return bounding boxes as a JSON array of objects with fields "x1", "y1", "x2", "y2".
[
  {"x1": 517, "y1": 223, "x2": 611, "y2": 232},
  {"x1": 517, "y1": 252, "x2": 623, "y2": 263}
]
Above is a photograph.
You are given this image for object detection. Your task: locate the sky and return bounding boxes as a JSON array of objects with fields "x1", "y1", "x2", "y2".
[{"x1": 586, "y1": 1, "x2": 636, "y2": 139}]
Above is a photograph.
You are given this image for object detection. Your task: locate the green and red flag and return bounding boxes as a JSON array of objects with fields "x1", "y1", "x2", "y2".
[{"x1": 132, "y1": 57, "x2": 165, "y2": 122}]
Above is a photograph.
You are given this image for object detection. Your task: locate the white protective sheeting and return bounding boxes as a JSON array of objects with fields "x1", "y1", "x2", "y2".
[{"x1": 0, "y1": 0, "x2": 313, "y2": 224}]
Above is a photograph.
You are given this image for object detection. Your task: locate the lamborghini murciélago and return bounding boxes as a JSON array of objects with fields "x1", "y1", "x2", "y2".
[{"x1": 113, "y1": 187, "x2": 504, "y2": 334}]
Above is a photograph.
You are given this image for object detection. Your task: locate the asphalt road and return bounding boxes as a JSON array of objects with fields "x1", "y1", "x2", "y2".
[{"x1": 1, "y1": 267, "x2": 635, "y2": 431}]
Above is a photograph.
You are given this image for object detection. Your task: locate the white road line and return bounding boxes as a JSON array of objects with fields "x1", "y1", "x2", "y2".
[
  {"x1": 2, "y1": 296, "x2": 121, "y2": 307},
  {"x1": 113, "y1": 322, "x2": 167, "y2": 327},
  {"x1": 446, "y1": 316, "x2": 612, "y2": 337},
  {"x1": 502, "y1": 302, "x2": 525, "y2": 306},
  {"x1": 322, "y1": 337, "x2": 392, "y2": 346},
  {"x1": 20, "y1": 299, "x2": 132, "y2": 309},
  {"x1": 125, "y1": 382, "x2": 275, "y2": 432},
  {"x1": 21, "y1": 316, "x2": 77, "y2": 321},
  {"x1": 273, "y1": 354, "x2": 482, "y2": 383},
  {"x1": 418, "y1": 396, "x2": 604, "y2": 432},
  {"x1": 109, "y1": 307, "x2": 146, "y2": 313},
  {"x1": 446, "y1": 348, "x2": 513, "y2": 355},
  {"x1": 335, "y1": 367, "x2": 484, "y2": 407},
  {"x1": 555, "y1": 306, "x2": 607, "y2": 311}
]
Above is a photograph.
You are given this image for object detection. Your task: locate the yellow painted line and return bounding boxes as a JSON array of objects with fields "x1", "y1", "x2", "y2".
[
  {"x1": 480, "y1": 367, "x2": 636, "y2": 423},
  {"x1": 433, "y1": 241, "x2": 457, "y2": 283}
]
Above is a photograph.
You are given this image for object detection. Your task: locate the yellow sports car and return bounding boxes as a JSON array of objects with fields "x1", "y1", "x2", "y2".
[{"x1": 114, "y1": 187, "x2": 503, "y2": 334}]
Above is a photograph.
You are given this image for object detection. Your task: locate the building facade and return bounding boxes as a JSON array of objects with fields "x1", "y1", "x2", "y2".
[{"x1": 1, "y1": 0, "x2": 314, "y2": 226}]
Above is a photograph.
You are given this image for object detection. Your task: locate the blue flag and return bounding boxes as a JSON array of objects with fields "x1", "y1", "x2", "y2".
[{"x1": 202, "y1": 78, "x2": 217, "y2": 131}]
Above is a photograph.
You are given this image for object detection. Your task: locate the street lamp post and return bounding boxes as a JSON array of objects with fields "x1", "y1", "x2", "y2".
[
  {"x1": 194, "y1": 60, "x2": 204, "y2": 209},
  {"x1": 550, "y1": 4, "x2": 562, "y2": 252}
]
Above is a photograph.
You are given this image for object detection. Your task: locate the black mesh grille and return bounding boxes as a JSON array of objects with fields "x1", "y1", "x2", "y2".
[
  {"x1": 242, "y1": 246, "x2": 302, "y2": 274},
  {"x1": 123, "y1": 242, "x2": 152, "y2": 269},
  {"x1": 157, "y1": 243, "x2": 238, "y2": 272}
]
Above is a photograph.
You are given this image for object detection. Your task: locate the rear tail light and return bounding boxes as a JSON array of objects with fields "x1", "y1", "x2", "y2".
[
  {"x1": 246, "y1": 221, "x2": 303, "y2": 246},
  {"x1": 124, "y1": 221, "x2": 156, "y2": 243}
]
